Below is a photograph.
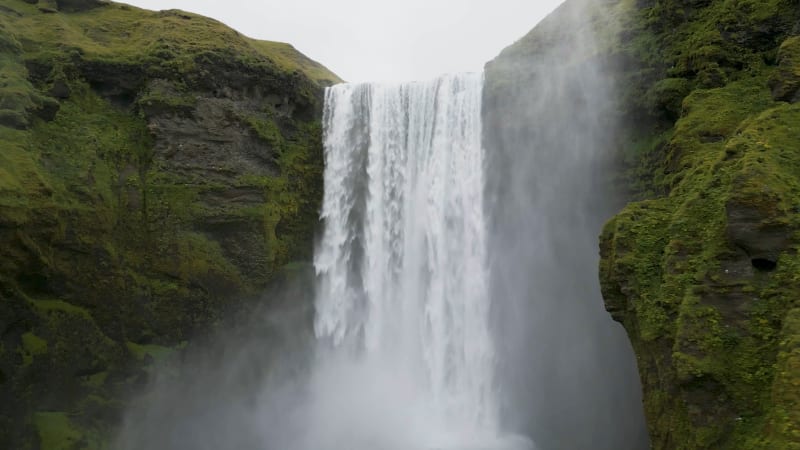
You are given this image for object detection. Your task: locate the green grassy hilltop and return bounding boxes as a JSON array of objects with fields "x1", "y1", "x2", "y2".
[{"x1": 0, "y1": 0, "x2": 339, "y2": 447}]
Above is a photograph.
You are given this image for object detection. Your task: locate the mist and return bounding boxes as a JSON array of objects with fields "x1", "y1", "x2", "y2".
[
  {"x1": 113, "y1": 1, "x2": 649, "y2": 450},
  {"x1": 483, "y1": 1, "x2": 649, "y2": 449}
]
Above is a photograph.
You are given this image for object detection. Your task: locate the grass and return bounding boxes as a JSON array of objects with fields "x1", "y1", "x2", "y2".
[{"x1": 1, "y1": 0, "x2": 340, "y2": 84}]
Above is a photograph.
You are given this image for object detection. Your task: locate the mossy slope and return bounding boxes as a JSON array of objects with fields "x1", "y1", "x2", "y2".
[
  {"x1": 487, "y1": 0, "x2": 800, "y2": 448},
  {"x1": 599, "y1": 1, "x2": 800, "y2": 448},
  {"x1": 0, "y1": 0, "x2": 339, "y2": 448}
]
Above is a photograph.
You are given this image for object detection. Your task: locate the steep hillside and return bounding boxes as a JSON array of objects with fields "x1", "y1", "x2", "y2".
[
  {"x1": 487, "y1": 0, "x2": 800, "y2": 448},
  {"x1": 0, "y1": 0, "x2": 339, "y2": 448},
  {"x1": 601, "y1": 0, "x2": 800, "y2": 448}
]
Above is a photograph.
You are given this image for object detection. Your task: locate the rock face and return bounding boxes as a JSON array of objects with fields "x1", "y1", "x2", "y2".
[
  {"x1": 0, "y1": 0, "x2": 339, "y2": 448},
  {"x1": 597, "y1": 1, "x2": 800, "y2": 449},
  {"x1": 487, "y1": 0, "x2": 800, "y2": 448}
]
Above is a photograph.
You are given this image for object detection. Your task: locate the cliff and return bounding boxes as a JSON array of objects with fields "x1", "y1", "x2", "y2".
[
  {"x1": 600, "y1": 0, "x2": 800, "y2": 448},
  {"x1": 5, "y1": 0, "x2": 800, "y2": 448},
  {"x1": 0, "y1": 0, "x2": 339, "y2": 448},
  {"x1": 487, "y1": 0, "x2": 800, "y2": 448}
]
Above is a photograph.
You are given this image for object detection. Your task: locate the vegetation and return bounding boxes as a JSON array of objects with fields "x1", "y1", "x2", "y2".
[
  {"x1": 0, "y1": 0, "x2": 338, "y2": 447},
  {"x1": 594, "y1": 0, "x2": 800, "y2": 448},
  {"x1": 488, "y1": 0, "x2": 800, "y2": 447}
]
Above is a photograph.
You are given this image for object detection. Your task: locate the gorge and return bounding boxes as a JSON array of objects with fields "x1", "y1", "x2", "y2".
[{"x1": 1, "y1": 0, "x2": 800, "y2": 449}]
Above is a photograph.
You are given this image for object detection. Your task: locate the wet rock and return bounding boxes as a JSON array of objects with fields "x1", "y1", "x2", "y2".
[{"x1": 49, "y1": 79, "x2": 70, "y2": 99}]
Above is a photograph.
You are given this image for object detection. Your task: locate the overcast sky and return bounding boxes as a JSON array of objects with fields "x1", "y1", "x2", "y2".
[{"x1": 123, "y1": 0, "x2": 564, "y2": 82}]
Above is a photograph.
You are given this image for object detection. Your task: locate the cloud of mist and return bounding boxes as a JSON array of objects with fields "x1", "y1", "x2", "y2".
[
  {"x1": 113, "y1": 2, "x2": 651, "y2": 449},
  {"x1": 482, "y1": 1, "x2": 650, "y2": 449}
]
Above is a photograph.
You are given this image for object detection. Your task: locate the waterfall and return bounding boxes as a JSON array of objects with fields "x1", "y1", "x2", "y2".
[{"x1": 311, "y1": 73, "x2": 529, "y2": 450}]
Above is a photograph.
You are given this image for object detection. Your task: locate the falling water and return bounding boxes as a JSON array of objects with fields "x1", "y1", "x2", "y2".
[{"x1": 313, "y1": 73, "x2": 529, "y2": 450}]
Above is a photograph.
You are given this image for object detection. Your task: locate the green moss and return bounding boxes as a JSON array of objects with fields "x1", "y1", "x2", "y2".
[
  {"x1": 249, "y1": 40, "x2": 341, "y2": 85},
  {"x1": 21, "y1": 332, "x2": 48, "y2": 358},
  {"x1": 174, "y1": 232, "x2": 243, "y2": 284},
  {"x1": 646, "y1": 77, "x2": 693, "y2": 118},
  {"x1": 0, "y1": 1, "x2": 332, "y2": 448},
  {"x1": 82, "y1": 371, "x2": 108, "y2": 389},
  {"x1": 33, "y1": 412, "x2": 82, "y2": 450},
  {"x1": 770, "y1": 36, "x2": 800, "y2": 102},
  {"x1": 136, "y1": 79, "x2": 197, "y2": 116},
  {"x1": 30, "y1": 299, "x2": 92, "y2": 320},
  {"x1": 2, "y1": 2, "x2": 339, "y2": 86},
  {"x1": 125, "y1": 342, "x2": 175, "y2": 364},
  {"x1": 244, "y1": 114, "x2": 284, "y2": 148},
  {"x1": 603, "y1": 77, "x2": 800, "y2": 448},
  {"x1": 594, "y1": 1, "x2": 800, "y2": 447}
]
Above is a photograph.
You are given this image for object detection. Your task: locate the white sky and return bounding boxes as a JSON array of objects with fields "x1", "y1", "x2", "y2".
[{"x1": 123, "y1": 0, "x2": 564, "y2": 82}]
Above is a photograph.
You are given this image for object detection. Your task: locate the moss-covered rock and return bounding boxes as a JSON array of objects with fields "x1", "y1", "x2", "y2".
[
  {"x1": 770, "y1": 36, "x2": 800, "y2": 102},
  {"x1": 487, "y1": 0, "x2": 800, "y2": 448},
  {"x1": 595, "y1": 1, "x2": 800, "y2": 448},
  {"x1": 0, "y1": 0, "x2": 339, "y2": 447}
]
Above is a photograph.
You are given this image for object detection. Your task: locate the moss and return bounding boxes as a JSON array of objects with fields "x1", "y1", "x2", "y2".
[
  {"x1": 82, "y1": 371, "x2": 108, "y2": 389},
  {"x1": 173, "y1": 232, "x2": 243, "y2": 286},
  {"x1": 125, "y1": 342, "x2": 175, "y2": 364},
  {"x1": 600, "y1": 45, "x2": 800, "y2": 450},
  {"x1": 645, "y1": 77, "x2": 691, "y2": 116},
  {"x1": 1, "y1": 2, "x2": 339, "y2": 86},
  {"x1": 0, "y1": 1, "x2": 335, "y2": 447},
  {"x1": 571, "y1": 1, "x2": 800, "y2": 448},
  {"x1": 248, "y1": 40, "x2": 341, "y2": 85},
  {"x1": 20, "y1": 332, "x2": 48, "y2": 366},
  {"x1": 33, "y1": 412, "x2": 82, "y2": 450},
  {"x1": 31, "y1": 299, "x2": 92, "y2": 320},
  {"x1": 769, "y1": 36, "x2": 800, "y2": 102},
  {"x1": 244, "y1": 114, "x2": 284, "y2": 148},
  {"x1": 136, "y1": 79, "x2": 197, "y2": 116},
  {"x1": 603, "y1": 75, "x2": 800, "y2": 447}
]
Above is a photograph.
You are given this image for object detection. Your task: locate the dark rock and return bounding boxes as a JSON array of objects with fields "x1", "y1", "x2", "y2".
[
  {"x1": 49, "y1": 79, "x2": 70, "y2": 99},
  {"x1": 55, "y1": 0, "x2": 109, "y2": 12},
  {"x1": 726, "y1": 202, "x2": 790, "y2": 263},
  {"x1": 33, "y1": 96, "x2": 60, "y2": 121},
  {"x1": 79, "y1": 59, "x2": 145, "y2": 107},
  {"x1": 0, "y1": 110, "x2": 28, "y2": 129}
]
